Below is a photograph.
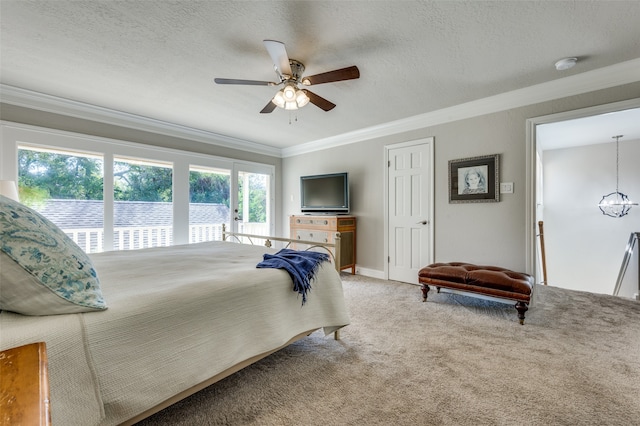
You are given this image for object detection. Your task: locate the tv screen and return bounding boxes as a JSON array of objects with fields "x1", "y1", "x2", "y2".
[{"x1": 300, "y1": 172, "x2": 349, "y2": 214}]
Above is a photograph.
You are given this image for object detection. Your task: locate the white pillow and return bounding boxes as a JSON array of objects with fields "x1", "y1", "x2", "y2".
[{"x1": 0, "y1": 195, "x2": 107, "y2": 315}]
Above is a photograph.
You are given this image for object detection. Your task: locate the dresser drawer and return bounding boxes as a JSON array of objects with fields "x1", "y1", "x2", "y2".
[
  {"x1": 293, "y1": 230, "x2": 330, "y2": 243},
  {"x1": 291, "y1": 216, "x2": 334, "y2": 229}
]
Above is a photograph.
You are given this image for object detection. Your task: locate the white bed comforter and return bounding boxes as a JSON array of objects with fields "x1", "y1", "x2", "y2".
[{"x1": 0, "y1": 241, "x2": 350, "y2": 425}]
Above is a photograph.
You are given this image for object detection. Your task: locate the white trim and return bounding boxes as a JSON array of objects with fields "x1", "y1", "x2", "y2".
[
  {"x1": 2, "y1": 59, "x2": 639, "y2": 159},
  {"x1": 0, "y1": 85, "x2": 282, "y2": 158},
  {"x1": 282, "y1": 58, "x2": 640, "y2": 157},
  {"x1": 0, "y1": 121, "x2": 272, "y2": 171},
  {"x1": 354, "y1": 266, "x2": 385, "y2": 280}
]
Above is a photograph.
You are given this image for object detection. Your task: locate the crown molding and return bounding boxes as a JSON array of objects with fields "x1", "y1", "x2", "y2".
[
  {"x1": 281, "y1": 58, "x2": 640, "y2": 157},
  {"x1": 2, "y1": 58, "x2": 639, "y2": 159},
  {"x1": 0, "y1": 85, "x2": 282, "y2": 158}
]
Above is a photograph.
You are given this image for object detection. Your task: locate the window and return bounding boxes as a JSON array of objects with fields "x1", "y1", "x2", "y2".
[
  {"x1": 113, "y1": 156, "x2": 173, "y2": 250},
  {"x1": 189, "y1": 165, "x2": 230, "y2": 243},
  {"x1": 18, "y1": 145, "x2": 105, "y2": 253},
  {"x1": 3, "y1": 123, "x2": 275, "y2": 253}
]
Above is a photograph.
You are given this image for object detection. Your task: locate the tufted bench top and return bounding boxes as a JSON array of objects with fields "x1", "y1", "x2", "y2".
[{"x1": 418, "y1": 262, "x2": 533, "y2": 300}]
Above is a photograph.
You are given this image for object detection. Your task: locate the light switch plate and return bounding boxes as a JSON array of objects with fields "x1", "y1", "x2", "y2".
[{"x1": 500, "y1": 182, "x2": 514, "y2": 194}]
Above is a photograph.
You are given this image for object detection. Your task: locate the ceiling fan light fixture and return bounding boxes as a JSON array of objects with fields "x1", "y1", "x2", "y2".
[
  {"x1": 272, "y1": 90, "x2": 286, "y2": 108},
  {"x1": 283, "y1": 83, "x2": 297, "y2": 101},
  {"x1": 273, "y1": 83, "x2": 309, "y2": 110},
  {"x1": 295, "y1": 89, "x2": 310, "y2": 107}
]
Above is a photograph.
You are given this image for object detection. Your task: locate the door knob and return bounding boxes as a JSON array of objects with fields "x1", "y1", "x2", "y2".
[{"x1": 416, "y1": 220, "x2": 428, "y2": 225}]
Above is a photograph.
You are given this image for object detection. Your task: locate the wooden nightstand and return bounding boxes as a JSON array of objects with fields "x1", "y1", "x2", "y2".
[{"x1": 0, "y1": 342, "x2": 51, "y2": 425}]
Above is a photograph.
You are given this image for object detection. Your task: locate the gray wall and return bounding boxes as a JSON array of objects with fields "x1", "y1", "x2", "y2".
[
  {"x1": 3, "y1": 83, "x2": 639, "y2": 280},
  {"x1": 283, "y1": 82, "x2": 640, "y2": 276}
]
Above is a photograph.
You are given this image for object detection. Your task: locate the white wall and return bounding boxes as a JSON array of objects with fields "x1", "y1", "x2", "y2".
[{"x1": 543, "y1": 139, "x2": 640, "y2": 297}]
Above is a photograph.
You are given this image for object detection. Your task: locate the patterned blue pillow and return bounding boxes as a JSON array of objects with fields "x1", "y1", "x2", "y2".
[{"x1": 0, "y1": 195, "x2": 107, "y2": 315}]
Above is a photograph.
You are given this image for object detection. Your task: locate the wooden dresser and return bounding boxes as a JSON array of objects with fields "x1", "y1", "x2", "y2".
[
  {"x1": 0, "y1": 342, "x2": 51, "y2": 426},
  {"x1": 290, "y1": 215, "x2": 356, "y2": 274}
]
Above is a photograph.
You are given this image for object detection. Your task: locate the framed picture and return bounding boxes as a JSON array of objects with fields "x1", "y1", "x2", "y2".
[{"x1": 448, "y1": 154, "x2": 500, "y2": 203}]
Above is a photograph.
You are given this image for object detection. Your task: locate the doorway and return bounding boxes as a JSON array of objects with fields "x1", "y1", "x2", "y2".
[
  {"x1": 231, "y1": 163, "x2": 275, "y2": 237},
  {"x1": 526, "y1": 99, "x2": 640, "y2": 297},
  {"x1": 384, "y1": 138, "x2": 434, "y2": 284}
]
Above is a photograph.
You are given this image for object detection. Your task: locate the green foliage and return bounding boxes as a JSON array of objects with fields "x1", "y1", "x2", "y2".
[
  {"x1": 18, "y1": 150, "x2": 103, "y2": 204},
  {"x1": 189, "y1": 171, "x2": 229, "y2": 206},
  {"x1": 114, "y1": 161, "x2": 172, "y2": 202},
  {"x1": 18, "y1": 148, "x2": 267, "y2": 223},
  {"x1": 238, "y1": 173, "x2": 267, "y2": 223},
  {"x1": 17, "y1": 186, "x2": 49, "y2": 209}
]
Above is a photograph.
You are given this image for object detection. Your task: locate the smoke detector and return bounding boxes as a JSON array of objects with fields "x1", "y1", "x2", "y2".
[{"x1": 555, "y1": 57, "x2": 578, "y2": 71}]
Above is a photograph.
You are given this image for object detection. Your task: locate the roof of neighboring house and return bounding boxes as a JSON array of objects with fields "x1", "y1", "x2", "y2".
[{"x1": 36, "y1": 199, "x2": 229, "y2": 229}]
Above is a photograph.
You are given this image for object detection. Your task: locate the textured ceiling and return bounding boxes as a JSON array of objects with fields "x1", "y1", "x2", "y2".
[{"x1": 1, "y1": 1, "x2": 640, "y2": 151}]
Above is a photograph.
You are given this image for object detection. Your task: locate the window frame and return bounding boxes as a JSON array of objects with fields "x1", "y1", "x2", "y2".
[{"x1": 1, "y1": 122, "x2": 275, "y2": 251}]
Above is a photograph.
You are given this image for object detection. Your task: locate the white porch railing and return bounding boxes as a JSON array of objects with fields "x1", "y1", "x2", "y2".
[{"x1": 64, "y1": 223, "x2": 269, "y2": 253}]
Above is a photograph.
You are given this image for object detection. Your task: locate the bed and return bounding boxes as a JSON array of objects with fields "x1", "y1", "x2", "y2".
[{"x1": 0, "y1": 195, "x2": 350, "y2": 425}]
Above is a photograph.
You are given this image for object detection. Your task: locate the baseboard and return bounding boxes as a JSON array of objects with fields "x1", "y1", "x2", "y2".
[{"x1": 352, "y1": 266, "x2": 385, "y2": 280}]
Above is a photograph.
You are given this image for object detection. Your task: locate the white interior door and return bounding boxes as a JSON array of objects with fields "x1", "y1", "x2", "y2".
[{"x1": 386, "y1": 139, "x2": 434, "y2": 283}]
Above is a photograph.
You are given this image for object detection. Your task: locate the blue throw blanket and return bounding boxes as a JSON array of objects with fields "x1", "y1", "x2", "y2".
[{"x1": 256, "y1": 249, "x2": 330, "y2": 305}]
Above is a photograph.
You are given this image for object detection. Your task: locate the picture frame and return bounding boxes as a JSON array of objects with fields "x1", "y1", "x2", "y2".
[{"x1": 448, "y1": 154, "x2": 500, "y2": 203}]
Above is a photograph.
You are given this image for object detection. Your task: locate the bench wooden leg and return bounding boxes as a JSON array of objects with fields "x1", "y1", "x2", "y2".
[
  {"x1": 421, "y1": 284, "x2": 430, "y2": 302},
  {"x1": 515, "y1": 301, "x2": 528, "y2": 325}
]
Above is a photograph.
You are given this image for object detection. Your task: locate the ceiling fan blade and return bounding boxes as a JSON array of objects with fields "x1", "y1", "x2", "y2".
[
  {"x1": 301, "y1": 66, "x2": 360, "y2": 86},
  {"x1": 260, "y1": 100, "x2": 277, "y2": 114},
  {"x1": 214, "y1": 78, "x2": 276, "y2": 86},
  {"x1": 303, "y1": 90, "x2": 336, "y2": 111},
  {"x1": 263, "y1": 40, "x2": 293, "y2": 79}
]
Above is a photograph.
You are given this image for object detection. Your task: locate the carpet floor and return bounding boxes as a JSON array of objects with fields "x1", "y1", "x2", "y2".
[{"x1": 136, "y1": 273, "x2": 640, "y2": 425}]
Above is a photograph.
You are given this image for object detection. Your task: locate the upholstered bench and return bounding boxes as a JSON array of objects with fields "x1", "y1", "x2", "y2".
[{"x1": 418, "y1": 262, "x2": 534, "y2": 324}]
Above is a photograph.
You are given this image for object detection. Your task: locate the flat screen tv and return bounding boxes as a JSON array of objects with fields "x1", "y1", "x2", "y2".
[{"x1": 300, "y1": 172, "x2": 349, "y2": 214}]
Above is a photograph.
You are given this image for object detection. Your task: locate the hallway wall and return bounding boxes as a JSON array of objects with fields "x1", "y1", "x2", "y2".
[{"x1": 542, "y1": 138, "x2": 640, "y2": 297}]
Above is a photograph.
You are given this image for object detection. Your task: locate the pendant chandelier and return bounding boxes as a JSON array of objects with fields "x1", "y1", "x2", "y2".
[{"x1": 598, "y1": 135, "x2": 637, "y2": 218}]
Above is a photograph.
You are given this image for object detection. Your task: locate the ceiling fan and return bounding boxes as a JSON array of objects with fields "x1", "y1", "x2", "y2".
[{"x1": 214, "y1": 40, "x2": 360, "y2": 114}]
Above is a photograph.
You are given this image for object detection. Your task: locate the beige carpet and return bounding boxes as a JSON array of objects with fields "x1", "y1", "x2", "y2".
[{"x1": 136, "y1": 273, "x2": 640, "y2": 425}]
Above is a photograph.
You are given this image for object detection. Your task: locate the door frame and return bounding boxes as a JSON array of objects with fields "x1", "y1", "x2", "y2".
[
  {"x1": 524, "y1": 98, "x2": 640, "y2": 281},
  {"x1": 383, "y1": 137, "x2": 435, "y2": 281},
  {"x1": 231, "y1": 161, "x2": 275, "y2": 235}
]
